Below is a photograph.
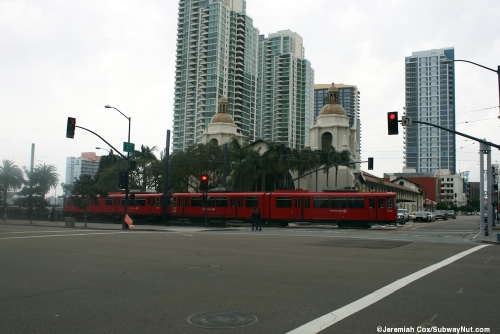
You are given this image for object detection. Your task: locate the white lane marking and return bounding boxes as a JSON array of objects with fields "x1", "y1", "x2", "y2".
[
  {"x1": 0, "y1": 230, "x2": 83, "y2": 234},
  {"x1": 287, "y1": 244, "x2": 490, "y2": 334},
  {"x1": 0, "y1": 231, "x2": 131, "y2": 240}
]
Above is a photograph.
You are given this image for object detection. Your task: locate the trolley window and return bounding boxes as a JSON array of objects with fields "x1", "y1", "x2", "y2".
[
  {"x1": 114, "y1": 198, "x2": 120, "y2": 206},
  {"x1": 295, "y1": 198, "x2": 300, "y2": 208},
  {"x1": 216, "y1": 197, "x2": 228, "y2": 207},
  {"x1": 313, "y1": 196, "x2": 329, "y2": 208},
  {"x1": 276, "y1": 196, "x2": 292, "y2": 208},
  {"x1": 184, "y1": 197, "x2": 189, "y2": 207},
  {"x1": 207, "y1": 197, "x2": 215, "y2": 207},
  {"x1": 330, "y1": 196, "x2": 346, "y2": 208},
  {"x1": 156, "y1": 197, "x2": 161, "y2": 206},
  {"x1": 172, "y1": 197, "x2": 177, "y2": 207},
  {"x1": 304, "y1": 197, "x2": 310, "y2": 208},
  {"x1": 369, "y1": 198, "x2": 375, "y2": 208},
  {"x1": 348, "y1": 197, "x2": 364, "y2": 209},
  {"x1": 245, "y1": 196, "x2": 259, "y2": 208},
  {"x1": 131, "y1": 198, "x2": 145, "y2": 206},
  {"x1": 378, "y1": 198, "x2": 384, "y2": 209},
  {"x1": 105, "y1": 198, "x2": 112, "y2": 206},
  {"x1": 387, "y1": 197, "x2": 393, "y2": 209},
  {"x1": 231, "y1": 197, "x2": 235, "y2": 207},
  {"x1": 191, "y1": 197, "x2": 203, "y2": 207}
]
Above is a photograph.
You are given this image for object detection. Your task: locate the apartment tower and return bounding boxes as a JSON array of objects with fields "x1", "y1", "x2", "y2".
[
  {"x1": 172, "y1": 0, "x2": 259, "y2": 152},
  {"x1": 257, "y1": 30, "x2": 314, "y2": 148},
  {"x1": 404, "y1": 48, "x2": 456, "y2": 174}
]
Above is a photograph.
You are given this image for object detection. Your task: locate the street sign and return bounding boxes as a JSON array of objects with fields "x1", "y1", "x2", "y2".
[
  {"x1": 123, "y1": 142, "x2": 135, "y2": 153},
  {"x1": 402, "y1": 116, "x2": 412, "y2": 126}
]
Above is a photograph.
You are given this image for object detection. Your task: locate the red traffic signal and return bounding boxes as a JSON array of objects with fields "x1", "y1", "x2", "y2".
[
  {"x1": 387, "y1": 112, "x2": 398, "y2": 135},
  {"x1": 200, "y1": 174, "x2": 209, "y2": 191},
  {"x1": 66, "y1": 117, "x2": 76, "y2": 139}
]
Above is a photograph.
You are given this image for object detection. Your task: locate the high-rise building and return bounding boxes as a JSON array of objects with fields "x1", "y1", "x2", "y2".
[
  {"x1": 172, "y1": 0, "x2": 259, "y2": 152},
  {"x1": 257, "y1": 30, "x2": 314, "y2": 148},
  {"x1": 65, "y1": 152, "x2": 101, "y2": 194},
  {"x1": 314, "y1": 84, "x2": 361, "y2": 154},
  {"x1": 404, "y1": 47, "x2": 456, "y2": 174}
]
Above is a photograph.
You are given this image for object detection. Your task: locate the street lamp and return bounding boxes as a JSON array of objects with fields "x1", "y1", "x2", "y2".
[
  {"x1": 96, "y1": 147, "x2": 120, "y2": 191},
  {"x1": 104, "y1": 105, "x2": 131, "y2": 229},
  {"x1": 441, "y1": 59, "x2": 500, "y2": 118}
]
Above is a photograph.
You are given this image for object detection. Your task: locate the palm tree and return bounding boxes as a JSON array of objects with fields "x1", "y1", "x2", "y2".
[
  {"x1": 318, "y1": 146, "x2": 353, "y2": 188},
  {"x1": 333, "y1": 149, "x2": 353, "y2": 187},
  {"x1": 291, "y1": 148, "x2": 319, "y2": 189},
  {"x1": 0, "y1": 160, "x2": 24, "y2": 219},
  {"x1": 262, "y1": 143, "x2": 292, "y2": 189},
  {"x1": 319, "y1": 146, "x2": 338, "y2": 187},
  {"x1": 131, "y1": 145, "x2": 159, "y2": 191},
  {"x1": 34, "y1": 163, "x2": 59, "y2": 198}
]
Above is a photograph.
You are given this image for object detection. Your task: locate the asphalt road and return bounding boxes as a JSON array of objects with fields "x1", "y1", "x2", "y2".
[{"x1": 0, "y1": 217, "x2": 498, "y2": 334}]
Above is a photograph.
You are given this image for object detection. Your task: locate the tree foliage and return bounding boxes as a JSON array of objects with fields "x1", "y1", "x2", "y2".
[
  {"x1": 0, "y1": 160, "x2": 24, "y2": 211},
  {"x1": 70, "y1": 174, "x2": 107, "y2": 223},
  {"x1": 13, "y1": 163, "x2": 59, "y2": 210}
]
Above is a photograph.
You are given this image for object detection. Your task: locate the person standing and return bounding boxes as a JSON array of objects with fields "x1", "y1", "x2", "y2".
[
  {"x1": 49, "y1": 206, "x2": 55, "y2": 222},
  {"x1": 255, "y1": 208, "x2": 262, "y2": 231},
  {"x1": 251, "y1": 208, "x2": 257, "y2": 231}
]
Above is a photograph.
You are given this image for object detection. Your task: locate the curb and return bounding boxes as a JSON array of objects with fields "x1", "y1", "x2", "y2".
[{"x1": 481, "y1": 240, "x2": 500, "y2": 246}]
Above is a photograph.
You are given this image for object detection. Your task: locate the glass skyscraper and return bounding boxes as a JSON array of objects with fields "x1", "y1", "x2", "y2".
[
  {"x1": 404, "y1": 48, "x2": 456, "y2": 174},
  {"x1": 172, "y1": 0, "x2": 259, "y2": 152},
  {"x1": 257, "y1": 30, "x2": 314, "y2": 149}
]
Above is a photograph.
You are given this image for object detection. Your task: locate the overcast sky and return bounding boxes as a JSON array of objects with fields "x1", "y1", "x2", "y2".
[{"x1": 1, "y1": 0, "x2": 499, "y2": 197}]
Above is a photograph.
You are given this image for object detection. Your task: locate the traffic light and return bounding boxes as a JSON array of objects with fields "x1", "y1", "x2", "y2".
[
  {"x1": 387, "y1": 112, "x2": 398, "y2": 135},
  {"x1": 118, "y1": 171, "x2": 128, "y2": 189},
  {"x1": 129, "y1": 160, "x2": 137, "y2": 171},
  {"x1": 200, "y1": 174, "x2": 209, "y2": 191},
  {"x1": 66, "y1": 117, "x2": 76, "y2": 139},
  {"x1": 368, "y1": 157, "x2": 374, "y2": 170}
]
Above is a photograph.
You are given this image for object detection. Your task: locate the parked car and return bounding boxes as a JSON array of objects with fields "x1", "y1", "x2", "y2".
[
  {"x1": 398, "y1": 209, "x2": 409, "y2": 222},
  {"x1": 446, "y1": 210, "x2": 456, "y2": 219},
  {"x1": 434, "y1": 210, "x2": 448, "y2": 220},
  {"x1": 408, "y1": 212, "x2": 416, "y2": 221},
  {"x1": 427, "y1": 211, "x2": 435, "y2": 222},
  {"x1": 414, "y1": 211, "x2": 432, "y2": 222}
]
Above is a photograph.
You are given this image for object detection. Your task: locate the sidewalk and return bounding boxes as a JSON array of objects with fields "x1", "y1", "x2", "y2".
[
  {"x1": 2, "y1": 219, "x2": 499, "y2": 245},
  {"x1": 0, "y1": 219, "x2": 244, "y2": 233},
  {"x1": 472, "y1": 226, "x2": 500, "y2": 245}
]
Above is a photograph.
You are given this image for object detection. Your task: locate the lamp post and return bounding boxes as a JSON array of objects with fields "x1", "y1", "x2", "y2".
[
  {"x1": 104, "y1": 105, "x2": 131, "y2": 229},
  {"x1": 441, "y1": 59, "x2": 500, "y2": 118},
  {"x1": 96, "y1": 147, "x2": 120, "y2": 191}
]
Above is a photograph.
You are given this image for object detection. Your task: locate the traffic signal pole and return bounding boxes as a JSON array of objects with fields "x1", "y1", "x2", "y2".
[{"x1": 401, "y1": 119, "x2": 500, "y2": 235}]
